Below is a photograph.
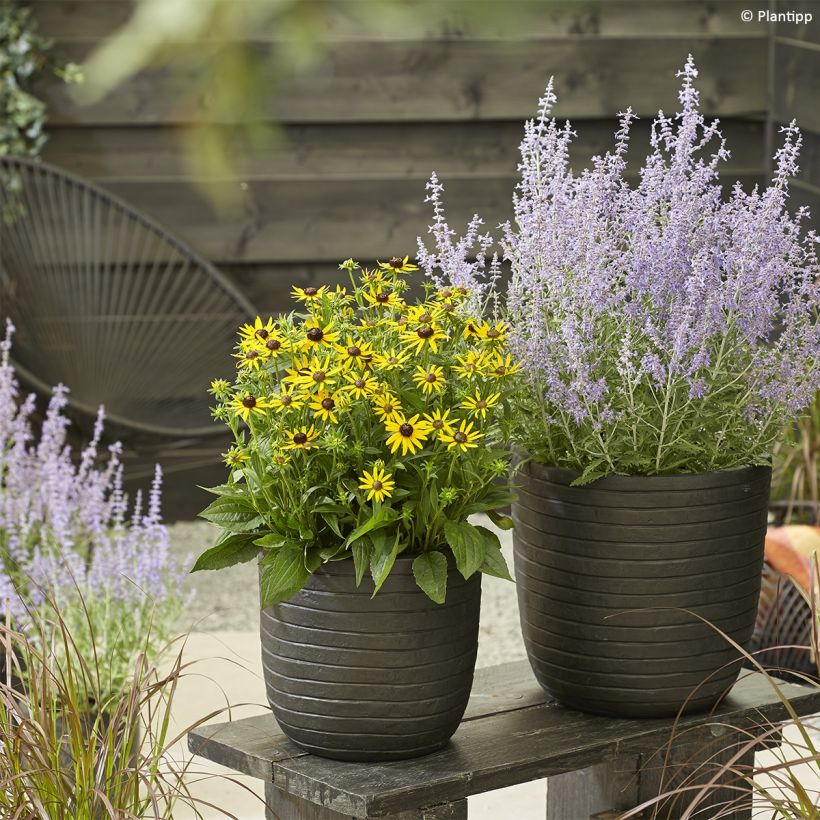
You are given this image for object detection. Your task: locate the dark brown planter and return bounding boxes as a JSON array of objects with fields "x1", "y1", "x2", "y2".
[
  {"x1": 260, "y1": 555, "x2": 481, "y2": 761},
  {"x1": 513, "y1": 460, "x2": 771, "y2": 718}
]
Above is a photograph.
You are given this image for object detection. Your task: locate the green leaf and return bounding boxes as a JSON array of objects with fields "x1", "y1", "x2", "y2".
[
  {"x1": 344, "y1": 507, "x2": 395, "y2": 548},
  {"x1": 199, "y1": 483, "x2": 247, "y2": 497},
  {"x1": 412, "y1": 552, "x2": 448, "y2": 604},
  {"x1": 352, "y1": 542, "x2": 370, "y2": 586},
  {"x1": 199, "y1": 496, "x2": 262, "y2": 532},
  {"x1": 444, "y1": 520, "x2": 486, "y2": 580},
  {"x1": 259, "y1": 545, "x2": 310, "y2": 606},
  {"x1": 461, "y1": 490, "x2": 516, "y2": 517},
  {"x1": 191, "y1": 532, "x2": 258, "y2": 572},
  {"x1": 487, "y1": 510, "x2": 514, "y2": 530},
  {"x1": 370, "y1": 531, "x2": 400, "y2": 596},
  {"x1": 476, "y1": 526, "x2": 514, "y2": 582}
]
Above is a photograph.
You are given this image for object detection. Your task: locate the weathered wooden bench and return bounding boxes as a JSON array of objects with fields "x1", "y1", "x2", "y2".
[{"x1": 188, "y1": 660, "x2": 820, "y2": 819}]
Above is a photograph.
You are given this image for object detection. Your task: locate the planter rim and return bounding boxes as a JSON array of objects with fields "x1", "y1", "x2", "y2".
[{"x1": 516, "y1": 455, "x2": 770, "y2": 490}]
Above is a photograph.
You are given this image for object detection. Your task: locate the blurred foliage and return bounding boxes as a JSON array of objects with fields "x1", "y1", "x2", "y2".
[
  {"x1": 0, "y1": 0, "x2": 81, "y2": 158},
  {"x1": 79, "y1": 0, "x2": 578, "y2": 208},
  {"x1": 772, "y1": 391, "x2": 820, "y2": 525}
]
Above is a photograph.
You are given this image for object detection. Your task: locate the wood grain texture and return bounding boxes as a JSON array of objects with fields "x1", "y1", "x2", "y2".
[
  {"x1": 39, "y1": 37, "x2": 766, "y2": 126},
  {"x1": 41, "y1": 119, "x2": 766, "y2": 183},
  {"x1": 189, "y1": 661, "x2": 820, "y2": 819},
  {"x1": 772, "y1": 39, "x2": 820, "y2": 133},
  {"x1": 31, "y1": 1, "x2": 764, "y2": 43}
]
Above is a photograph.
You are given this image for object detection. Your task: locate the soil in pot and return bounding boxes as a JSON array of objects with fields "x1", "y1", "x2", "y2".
[
  {"x1": 513, "y1": 461, "x2": 771, "y2": 718},
  {"x1": 260, "y1": 554, "x2": 481, "y2": 761}
]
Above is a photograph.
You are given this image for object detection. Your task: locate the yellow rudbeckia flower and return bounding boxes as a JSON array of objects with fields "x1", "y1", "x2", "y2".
[
  {"x1": 453, "y1": 349, "x2": 488, "y2": 379},
  {"x1": 460, "y1": 389, "x2": 501, "y2": 419},
  {"x1": 362, "y1": 286, "x2": 403, "y2": 310},
  {"x1": 385, "y1": 414, "x2": 432, "y2": 455},
  {"x1": 309, "y1": 390, "x2": 341, "y2": 423},
  {"x1": 231, "y1": 393, "x2": 270, "y2": 422},
  {"x1": 334, "y1": 336, "x2": 374, "y2": 369},
  {"x1": 344, "y1": 370, "x2": 378, "y2": 399},
  {"x1": 377, "y1": 255, "x2": 419, "y2": 274},
  {"x1": 439, "y1": 418, "x2": 483, "y2": 452},
  {"x1": 413, "y1": 364, "x2": 446, "y2": 395},
  {"x1": 238, "y1": 316, "x2": 275, "y2": 344},
  {"x1": 283, "y1": 425, "x2": 320, "y2": 450},
  {"x1": 424, "y1": 407, "x2": 456, "y2": 437},
  {"x1": 400, "y1": 323, "x2": 446, "y2": 355},
  {"x1": 358, "y1": 465, "x2": 395, "y2": 502},
  {"x1": 291, "y1": 285, "x2": 327, "y2": 303},
  {"x1": 372, "y1": 347, "x2": 410, "y2": 371},
  {"x1": 302, "y1": 318, "x2": 340, "y2": 351},
  {"x1": 487, "y1": 352, "x2": 521, "y2": 379},
  {"x1": 271, "y1": 384, "x2": 304, "y2": 412},
  {"x1": 372, "y1": 393, "x2": 403, "y2": 423}
]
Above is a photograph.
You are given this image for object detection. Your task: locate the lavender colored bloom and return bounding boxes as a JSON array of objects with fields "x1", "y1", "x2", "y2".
[
  {"x1": 423, "y1": 57, "x2": 820, "y2": 479},
  {"x1": 0, "y1": 321, "x2": 186, "y2": 696}
]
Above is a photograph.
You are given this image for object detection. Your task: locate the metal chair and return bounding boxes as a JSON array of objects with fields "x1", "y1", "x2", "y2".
[{"x1": 0, "y1": 156, "x2": 255, "y2": 445}]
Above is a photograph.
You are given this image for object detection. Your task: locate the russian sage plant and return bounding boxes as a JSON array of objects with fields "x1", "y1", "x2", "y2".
[
  {"x1": 422, "y1": 57, "x2": 820, "y2": 482},
  {"x1": 0, "y1": 321, "x2": 185, "y2": 705}
]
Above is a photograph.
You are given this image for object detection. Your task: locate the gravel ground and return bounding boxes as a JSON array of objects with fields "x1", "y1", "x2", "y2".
[{"x1": 169, "y1": 515, "x2": 527, "y2": 668}]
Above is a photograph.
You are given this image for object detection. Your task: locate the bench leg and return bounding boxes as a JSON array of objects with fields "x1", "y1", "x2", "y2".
[
  {"x1": 546, "y1": 728, "x2": 756, "y2": 819},
  {"x1": 264, "y1": 782, "x2": 468, "y2": 820},
  {"x1": 546, "y1": 754, "x2": 641, "y2": 819}
]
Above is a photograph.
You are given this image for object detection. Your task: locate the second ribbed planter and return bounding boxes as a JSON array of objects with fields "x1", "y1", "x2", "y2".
[
  {"x1": 260, "y1": 555, "x2": 481, "y2": 761},
  {"x1": 513, "y1": 460, "x2": 771, "y2": 718}
]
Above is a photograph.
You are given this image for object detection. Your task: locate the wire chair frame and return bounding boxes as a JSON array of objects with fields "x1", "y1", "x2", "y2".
[
  {"x1": 0, "y1": 156, "x2": 256, "y2": 437},
  {"x1": 748, "y1": 559, "x2": 816, "y2": 680}
]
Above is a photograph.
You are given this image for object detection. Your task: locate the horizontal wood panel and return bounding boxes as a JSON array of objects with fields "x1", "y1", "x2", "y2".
[
  {"x1": 772, "y1": 40, "x2": 820, "y2": 132},
  {"x1": 39, "y1": 36, "x2": 767, "y2": 125},
  {"x1": 774, "y1": 0, "x2": 820, "y2": 45},
  {"x1": 32, "y1": 0, "x2": 765, "y2": 43},
  {"x1": 96, "y1": 171, "x2": 766, "y2": 266},
  {"x1": 41, "y1": 118, "x2": 766, "y2": 183}
]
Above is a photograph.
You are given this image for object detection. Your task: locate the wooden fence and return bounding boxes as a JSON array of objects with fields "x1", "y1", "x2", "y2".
[{"x1": 29, "y1": 0, "x2": 796, "y2": 315}]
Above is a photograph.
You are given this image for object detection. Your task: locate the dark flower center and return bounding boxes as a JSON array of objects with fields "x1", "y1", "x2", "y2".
[
  {"x1": 399, "y1": 423, "x2": 414, "y2": 437},
  {"x1": 312, "y1": 370, "x2": 326, "y2": 382},
  {"x1": 432, "y1": 419, "x2": 443, "y2": 429},
  {"x1": 245, "y1": 350, "x2": 258, "y2": 359},
  {"x1": 441, "y1": 289, "x2": 452, "y2": 299},
  {"x1": 375, "y1": 291, "x2": 391, "y2": 303},
  {"x1": 281, "y1": 394, "x2": 292, "y2": 406},
  {"x1": 495, "y1": 365, "x2": 507, "y2": 375},
  {"x1": 486, "y1": 328, "x2": 500, "y2": 339},
  {"x1": 293, "y1": 432, "x2": 308, "y2": 445},
  {"x1": 476, "y1": 400, "x2": 487, "y2": 409},
  {"x1": 266, "y1": 338, "x2": 281, "y2": 351},
  {"x1": 372, "y1": 480, "x2": 383, "y2": 491},
  {"x1": 242, "y1": 395, "x2": 256, "y2": 408},
  {"x1": 388, "y1": 356, "x2": 398, "y2": 364},
  {"x1": 307, "y1": 327, "x2": 324, "y2": 342},
  {"x1": 425, "y1": 372, "x2": 437, "y2": 383},
  {"x1": 304, "y1": 287, "x2": 318, "y2": 297},
  {"x1": 347, "y1": 345, "x2": 361, "y2": 357},
  {"x1": 418, "y1": 313, "x2": 432, "y2": 324},
  {"x1": 454, "y1": 431, "x2": 468, "y2": 443},
  {"x1": 255, "y1": 328, "x2": 269, "y2": 340},
  {"x1": 355, "y1": 378, "x2": 366, "y2": 389},
  {"x1": 388, "y1": 257, "x2": 403, "y2": 269},
  {"x1": 466, "y1": 323, "x2": 478, "y2": 335},
  {"x1": 321, "y1": 398, "x2": 335, "y2": 410},
  {"x1": 417, "y1": 325, "x2": 434, "y2": 339}
]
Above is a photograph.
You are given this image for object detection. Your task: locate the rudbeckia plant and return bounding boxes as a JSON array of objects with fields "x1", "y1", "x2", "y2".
[{"x1": 194, "y1": 258, "x2": 518, "y2": 605}]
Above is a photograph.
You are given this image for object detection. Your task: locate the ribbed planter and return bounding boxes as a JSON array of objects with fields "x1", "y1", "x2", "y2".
[
  {"x1": 513, "y1": 461, "x2": 771, "y2": 718},
  {"x1": 260, "y1": 555, "x2": 481, "y2": 761}
]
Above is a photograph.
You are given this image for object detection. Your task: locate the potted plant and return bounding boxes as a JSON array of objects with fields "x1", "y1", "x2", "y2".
[
  {"x1": 194, "y1": 258, "x2": 517, "y2": 761},
  {"x1": 421, "y1": 57, "x2": 820, "y2": 718}
]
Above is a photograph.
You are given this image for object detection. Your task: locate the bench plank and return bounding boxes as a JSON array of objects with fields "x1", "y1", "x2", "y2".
[
  {"x1": 187, "y1": 660, "x2": 550, "y2": 780},
  {"x1": 189, "y1": 662, "x2": 820, "y2": 818}
]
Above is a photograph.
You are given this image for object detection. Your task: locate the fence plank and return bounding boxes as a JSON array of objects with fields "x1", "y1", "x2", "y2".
[
  {"x1": 42, "y1": 119, "x2": 766, "y2": 183},
  {"x1": 39, "y1": 36, "x2": 766, "y2": 125}
]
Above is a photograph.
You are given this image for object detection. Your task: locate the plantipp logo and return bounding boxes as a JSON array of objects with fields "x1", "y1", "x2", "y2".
[{"x1": 742, "y1": 9, "x2": 813, "y2": 24}]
